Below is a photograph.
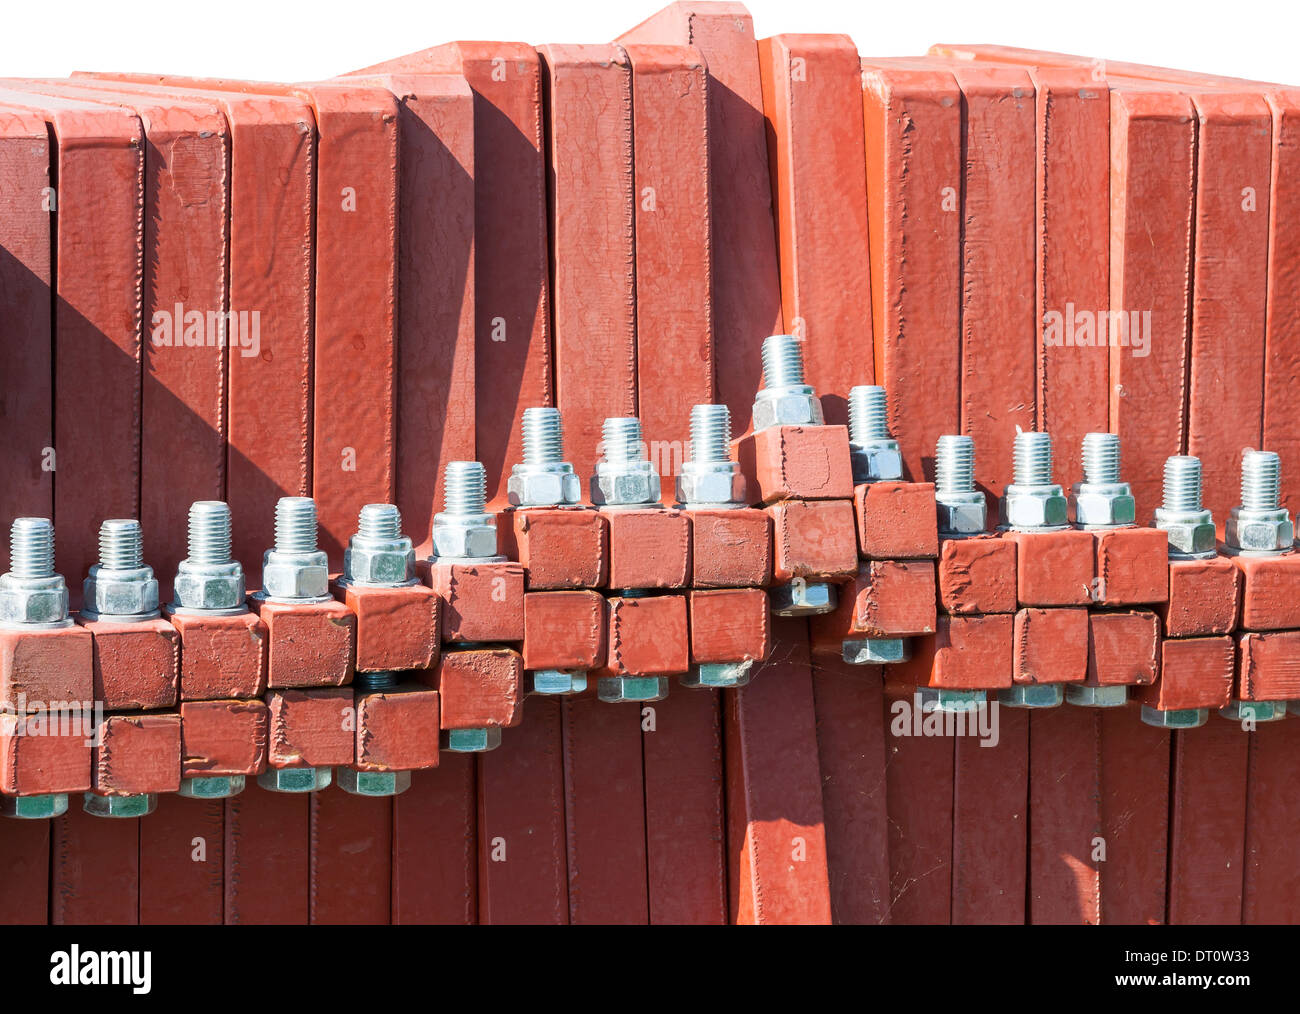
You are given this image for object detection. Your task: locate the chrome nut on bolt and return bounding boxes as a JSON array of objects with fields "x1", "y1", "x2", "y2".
[
  {"x1": 508, "y1": 407, "x2": 582, "y2": 507},
  {"x1": 1153, "y1": 456, "x2": 1216, "y2": 560},
  {"x1": 344, "y1": 504, "x2": 416, "y2": 587},
  {"x1": 752, "y1": 334, "x2": 824, "y2": 432},
  {"x1": 0, "y1": 518, "x2": 72, "y2": 628},
  {"x1": 259, "y1": 497, "x2": 330, "y2": 602},
  {"x1": 848, "y1": 385, "x2": 903, "y2": 484},
  {"x1": 935, "y1": 435, "x2": 986, "y2": 536},
  {"x1": 172, "y1": 501, "x2": 246, "y2": 614},
  {"x1": 999, "y1": 431, "x2": 1068, "y2": 531},
  {"x1": 769, "y1": 578, "x2": 837, "y2": 617},
  {"x1": 1225, "y1": 450, "x2": 1293, "y2": 556},
  {"x1": 433, "y1": 461, "x2": 503, "y2": 561},
  {"x1": 591, "y1": 417, "x2": 662, "y2": 509},
  {"x1": 81, "y1": 519, "x2": 161, "y2": 621},
  {"x1": 1069, "y1": 432, "x2": 1136, "y2": 529},
  {"x1": 677, "y1": 404, "x2": 745, "y2": 508}
]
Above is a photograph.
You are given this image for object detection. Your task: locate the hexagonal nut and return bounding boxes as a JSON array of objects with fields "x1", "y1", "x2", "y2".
[
  {"x1": 850, "y1": 442, "x2": 904, "y2": 484},
  {"x1": 174, "y1": 564, "x2": 245, "y2": 611},
  {"x1": 770, "y1": 581, "x2": 835, "y2": 617},
  {"x1": 1070, "y1": 486, "x2": 1137, "y2": 528},
  {"x1": 530, "y1": 669, "x2": 589, "y2": 695},
  {"x1": 84, "y1": 566, "x2": 160, "y2": 617},
  {"x1": 261, "y1": 556, "x2": 329, "y2": 600},
  {"x1": 336, "y1": 767, "x2": 412, "y2": 797},
  {"x1": 257, "y1": 766, "x2": 332, "y2": 793},
  {"x1": 752, "y1": 391, "x2": 823, "y2": 432},
  {"x1": 508, "y1": 467, "x2": 581, "y2": 507},
  {"x1": 592, "y1": 467, "x2": 661, "y2": 507},
  {"x1": 676, "y1": 466, "x2": 745, "y2": 506},
  {"x1": 681, "y1": 661, "x2": 754, "y2": 689},
  {"x1": 1065, "y1": 684, "x2": 1129, "y2": 708},
  {"x1": 1226, "y1": 509, "x2": 1294, "y2": 554},
  {"x1": 1220, "y1": 699, "x2": 1287, "y2": 724},
  {"x1": 432, "y1": 518, "x2": 498, "y2": 560},
  {"x1": 1000, "y1": 487, "x2": 1068, "y2": 530},
  {"x1": 0, "y1": 793, "x2": 68, "y2": 819},
  {"x1": 443, "y1": 727, "x2": 503, "y2": 753},
  {"x1": 1140, "y1": 705, "x2": 1207, "y2": 729},
  {"x1": 998, "y1": 684, "x2": 1065, "y2": 709},
  {"x1": 843, "y1": 637, "x2": 909, "y2": 665},
  {"x1": 597, "y1": 675, "x2": 670, "y2": 703},
  {"x1": 916, "y1": 687, "x2": 987, "y2": 714},
  {"x1": 937, "y1": 494, "x2": 987, "y2": 536},
  {"x1": 0, "y1": 575, "x2": 68, "y2": 625},
  {"x1": 1154, "y1": 511, "x2": 1217, "y2": 557},
  {"x1": 345, "y1": 543, "x2": 415, "y2": 586},
  {"x1": 178, "y1": 775, "x2": 245, "y2": 799},
  {"x1": 83, "y1": 792, "x2": 157, "y2": 818}
]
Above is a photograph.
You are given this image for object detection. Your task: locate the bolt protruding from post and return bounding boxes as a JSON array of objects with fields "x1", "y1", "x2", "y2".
[
  {"x1": 443, "y1": 461, "x2": 488, "y2": 515},
  {"x1": 761, "y1": 334, "x2": 805, "y2": 389},
  {"x1": 1242, "y1": 450, "x2": 1282, "y2": 512},
  {"x1": 1162, "y1": 456, "x2": 1203, "y2": 513},
  {"x1": 188, "y1": 501, "x2": 233, "y2": 566},
  {"x1": 521, "y1": 406, "x2": 565, "y2": 466},
  {"x1": 1013, "y1": 431, "x2": 1054, "y2": 487},
  {"x1": 98, "y1": 519, "x2": 143, "y2": 571},
  {"x1": 10, "y1": 518, "x2": 54, "y2": 579},
  {"x1": 1082, "y1": 432, "x2": 1122, "y2": 485},
  {"x1": 690, "y1": 404, "x2": 731, "y2": 463},
  {"x1": 601, "y1": 418, "x2": 645, "y2": 466},
  {"x1": 357, "y1": 503, "x2": 402, "y2": 543},
  {"x1": 848, "y1": 385, "x2": 889, "y2": 445},
  {"x1": 274, "y1": 497, "x2": 319, "y2": 555},
  {"x1": 935, "y1": 435, "x2": 975, "y2": 494}
]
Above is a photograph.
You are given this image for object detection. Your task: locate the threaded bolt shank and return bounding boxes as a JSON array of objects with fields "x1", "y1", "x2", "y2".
[
  {"x1": 602, "y1": 418, "x2": 645, "y2": 465},
  {"x1": 761, "y1": 334, "x2": 805, "y2": 388},
  {"x1": 358, "y1": 503, "x2": 402, "y2": 542},
  {"x1": 443, "y1": 462, "x2": 488, "y2": 515},
  {"x1": 1162, "y1": 456, "x2": 1203, "y2": 512},
  {"x1": 274, "y1": 497, "x2": 319, "y2": 554},
  {"x1": 1013, "y1": 431, "x2": 1054, "y2": 487},
  {"x1": 522, "y1": 407, "x2": 565, "y2": 466},
  {"x1": 690, "y1": 405, "x2": 731, "y2": 463},
  {"x1": 10, "y1": 518, "x2": 54, "y2": 579},
  {"x1": 1242, "y1": 451, "x2": 1282, "y2": 512},
  {"x1": 188, "y1": 501, "x2": 233, "y2": 565},
  {"x1": 936, "y1": 435, "x2": 976, "y2": 494},
  {"x1": 1082, "y1": 432, "x2": 1122, "y2": 485},
  {"x1": 849, "y1": 386, "x2": 890, "y2": 444},
  {"x1": 99, "y1": 519, "x2": 144, "y2": 571}
]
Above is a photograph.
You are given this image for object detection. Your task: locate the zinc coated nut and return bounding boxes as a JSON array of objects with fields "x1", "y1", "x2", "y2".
[
  {"x1": 0, "y1": 518, "x2": 72, "y2": 629},
  {"x1": 508, "y1": 407, "x2": 582, "y2": 507},
  {"x1": 530, "y1": 670, "x2": 589, "y2": 696},
  {"x1": 83, "y1": 793, "x2": 157, "y2": 818},
  {"x1": 336, "y1": 768, "x2": 412, "y2": 797},
  {"x1": 260, "y1": 497, "x2": 330, "y2": 602},
  {"x1": 916, "y1": 688, "x2": 986, "y2": 713},
  {"x1": 1153, "y1": 456, "x2": 1216, "y2": 560},
  {"x1": 842, "y1": 637, "x2": 909, "y2": 665},
  {"x1": 769, "y1": 580, "x2": 836, "y2": 617},
  {"x1": 1069, "y1": 433, "x2": 1136, "y2": 529},
  {"x1": 680, "y1": 660, "x2": 754, "y2": 689},
  {"x1": 751, "y1": 334, "x2": 824, "y2": 432},
  {"x1": 178, "y1": 775, "x2": 246, "y2": 799},
  {"x1": 257, "y1": 767, "x2": 333, "y2": 793},
  {"x1": 1140, "y1": 705, "x2": 1207, "y2": 729},
  {"x1": 998, "y1": 684, "x2": 1065, "y2": 709},
  {"x1": 0, "y1": 793, "x2": 69, "y2": 819},
  {"x1": 597, "y1": 676, "x2": 670, "y2": 703},
  {"x1": 1065, "y1": 684, "x2": 1129, "y2": 708},
  {"x1": 443, "y1": 727, "x2": 504, "y2": 753},
  {"x1": 1219, "y1": 699, "x2": 1287, "y2": 724},
  {"x1": 848, "y1": 385, "x2": 903, "y2": 484}
]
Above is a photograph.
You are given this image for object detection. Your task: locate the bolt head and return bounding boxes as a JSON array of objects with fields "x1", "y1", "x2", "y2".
[
  {"x1": 83, "y1": 793, "x2": 157, "y2": 818},
  {"x1": 1069, "y1": 484, "x2": 1137, "y2": 528},
  {"x1": 751, "y1": 390, "x2": 823, "y2": 432},
  {"x1": 257, "y1": 767, "x2": 332, "y2": 793},
  {"x1": 596, "y1": 676, "x2": 670, "y2": 703},
  {"x1": 1140, "y1": 705, "x2": 1207, "y2": 729},
  {"x1": 173, "y1": 562, "x2": 245, "y2": 611},
  {"x1": 998, "y1": 684, "x2": 1065, "y2": 709},
  {"x1": 1153, "y1": 510, "x2": 1217, "y2": 558},
  {"x1": 345, "y1": 542, "x2": 415, "y2": 586},
  {"x1": 937, "y1": 493, "x2": 987, "y2": 536},
  {"x1": 260, "y1": 551, "x2": 330, "y2": 600},
  {"x1": 681, "y1": 661, "x2": 754, "y2": 689},
  {"x1": 178, "y1": 775, "x2": 245, "y2": 799},
  {"x1": 1000, "y1": 486, "x2": 1068, "y2": 530},
  {"x1": 842, "y1": 638, "x2": 909, "y2": 665},
  {"x1": 850, "y1": 441, "x2": 904, "y2": 484},
  {"x1": 508, "y1": 467, "x2": 582, "y2": 507},
  {"x1": 529, "y1": 670, "x2": 588, "y2": 695},
  {"x1": 84, "y1": 566, "x2": 160, "y2": 618},
  {"x1": 1065, "y1": 684, "x2": 1129, "y2": 708},
  {"x1": 917, "y1": 688, "x2": 987, "y2": 713},
  {"x1": 591, "y1": 464, "x2": 661, "y2": 507},
  {"x1": 443, "y1": 727, "x2": 503, "y2": 753},
  {"x1": 676, "y1": 466, "x2": 745, "y2": 506},
  {"x1": 432, "y1": 516, "x2": 498, "y2": 560},
  {"x1": 0, "y1": 793, "x2": 68, "y2": 819},
  {"x1": 1226, "y1": 508, "x2": 1293, "y2": 555},
  {"x1": 769, "y1": 582, "x2": 834, "y2": 617},
  {"x1": 1220, "y1": 699, "x2": 1288, "y2": 723},
  {"x1": 336, "y1": 767, "x2": 412, "y2": 797},
  {"x1": 0, "y1": 574, "x2": 68, "y2": 626}
]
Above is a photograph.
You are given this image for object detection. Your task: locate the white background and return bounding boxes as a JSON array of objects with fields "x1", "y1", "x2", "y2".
[{"x1": 0, "y1": 0, "x2": 1296, "y2": 85}]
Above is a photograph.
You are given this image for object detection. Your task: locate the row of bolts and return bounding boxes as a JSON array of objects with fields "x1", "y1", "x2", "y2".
[{"x1": 0, "y1": 337, "x2": 1285, "y2": 814}]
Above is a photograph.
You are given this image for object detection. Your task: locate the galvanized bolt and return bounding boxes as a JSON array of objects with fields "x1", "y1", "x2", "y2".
[
  {"x1": 999, "y1": 431, "x2": 1068, "y2": 532},
  {"x1": 752, "y1": 335, "x2": 823, "y2": 432},
  {"x1": 82, "y1": 519, "x2": 160, "y2": 622},
  {"x1": 344, "y1": 503, "x2": 416, "y2": 587},
  {"x1": 0, "y1": 518, "x2": 71, "y2": 630},
  {"x1": 1225, "y1": 450, "x2": 1293, "y2": 556},
  {"x1": 847, "y1": 385, "x2": 902, "y2": 483},
  {"x1": 1069, "y1": 432, "x2": 1136, "y2": 529},
  {"x1": 258, "y1": 496, "x2": 331, "y2": 603},
  {"x1": 509, "y1": 407, "x2": 581, "y2": 507},
  {"x1": 432, "y1": 461, "x2": 502, "y2": 561},
  {"x1": 1153, "y1": 456, "x2": 1216, "y2": 559},
  {"x1": 591, "y1": 417, "x2": 662, "y2": 509},
  {"x1": 676, "y1": 404, "x2": 745, "y2": 508},
  {"x1": 935, "y1": 434, "x2": 986, "y2": 536},
  {"x1": 171, "y1": 501, "x2": 247, "y2": 615}
]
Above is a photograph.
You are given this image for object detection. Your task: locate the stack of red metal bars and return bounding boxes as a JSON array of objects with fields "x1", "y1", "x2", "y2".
[{"x1": 0, "y1": 1, "x2": 1296, "y2": 925}]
